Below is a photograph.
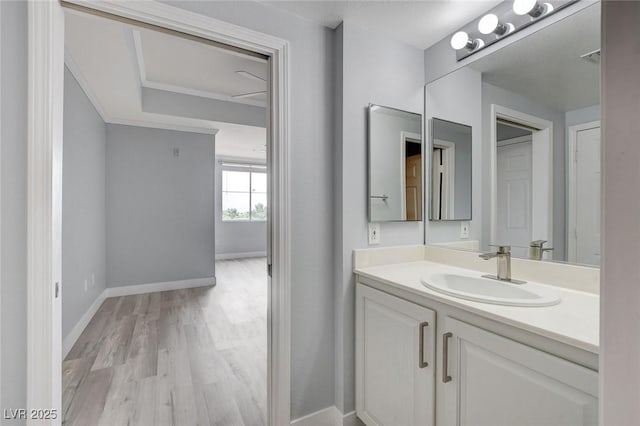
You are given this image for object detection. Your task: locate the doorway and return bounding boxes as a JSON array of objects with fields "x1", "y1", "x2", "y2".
[
  {"x1": 490, "y1": 105, "x2": 554, "y2": 258},
  {"x1": 568, "y1": 121, "x2": 601, "y2": 266},
  {"x1": 27, "y1": 1, "x2": 291, "y2": 424}
]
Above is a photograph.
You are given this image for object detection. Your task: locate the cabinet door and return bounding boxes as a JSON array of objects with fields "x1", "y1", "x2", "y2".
[
  {"x1": 438, "y1": 317, "x2": 598, "y2": 426},
  {"x1": 356, "y1": 284, "x2": 436, "y2": 426}
]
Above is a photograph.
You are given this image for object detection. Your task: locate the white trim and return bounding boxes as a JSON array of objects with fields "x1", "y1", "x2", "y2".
[
  {"x1": 105, "y1": 276, "x2": 215, "y2": 297},
  {"x1": 63, "y1": 48, "x2": 109, "y2": 121},
  {"x1": 432, "y1": 138, "x2": 456, "y2": 219},
  {"x1": 290, "y1": 406, "x2": 359, "y2": 426},
  {"x1": 0, "y1": 1, "x2": 3, "y2": 409},
  {"x1": 29, "y1": 1, "x2": 292, "y2": 425},
  {"x1": 108, "y1": 117, "x2": 219, "y2": 135},
  {"x1": 399, "y1": 131, "x2": 421, "y2": 220},
  {"x1": 62, "y1": 291, "x2": 106, "y2": 359},
  {"x1": 27, "y1": 0, "x2": 64, "y2": 421},
  {"x1": 567, "y1": 120, "x2": 601, "y2": 263},
  {"x1": 490, "y1": 104, "x2": 554, "y2": 252},
  {"x1": 291, "y1": 406, "x2": 339, "y2": 426},
  {"x1": 216, "y1": 251, "x2": 267, "y2": 260}
]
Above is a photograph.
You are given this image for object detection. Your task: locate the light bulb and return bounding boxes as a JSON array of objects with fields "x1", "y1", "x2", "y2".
[
  {"x1": 450, "y1": 31, "x2": 473, "y2": 50},
  {"x1": 478, "y1": 14, "x2": 499, "y2": 34},
  {"x1": 513, "y1": 0, "x2": 547, "y2": 17}
]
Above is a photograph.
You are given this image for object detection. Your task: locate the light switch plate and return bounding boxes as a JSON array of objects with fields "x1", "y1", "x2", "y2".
[
  {"x1": 368, "y1": 223, "x2": 381, "y2": 245},
  {"x1": 460, "y1": 221, "x2": 470, "y2": 239}
]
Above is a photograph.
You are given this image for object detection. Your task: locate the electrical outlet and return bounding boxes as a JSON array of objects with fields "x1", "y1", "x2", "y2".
[
  {"x1": 368, "y1": 223, "x2": 381, "y2": 245},
  {"x1": 84, "y1": 279, "x2": 88, "y2": 292},
  {"x1": 460, "y1": 221, "x2": 470, "y2": 239}
]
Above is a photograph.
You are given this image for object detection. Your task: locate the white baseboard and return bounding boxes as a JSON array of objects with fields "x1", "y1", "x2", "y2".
[
  {"x1": 215, "y1": 251, "x2": 267, "y2": 260},
  {"x1": 291, "y1": 406, "x2": 358, "y2": 426},
  {"x1": 105, "y1": 276, "x2": 216, "y2": 297},
  {"x1": 62, "y1": 290, "x2": 106, "y2": 359}
]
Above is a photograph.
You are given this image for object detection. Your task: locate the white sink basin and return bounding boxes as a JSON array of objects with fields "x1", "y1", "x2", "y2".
[{"x1": 420, "y1": 273, "x2": 561, "y2": 307}]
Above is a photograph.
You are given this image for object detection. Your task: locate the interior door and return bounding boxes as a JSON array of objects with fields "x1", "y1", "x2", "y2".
[
  {"x1": 405, "y1": 154, "x2": 422, "y2": 221},
  {"x1": 575, "y1": 126, "x2": 601, "y2": 266},
  {"x1": 496, "y1": 141, "x2": 533, "y2": 257}
]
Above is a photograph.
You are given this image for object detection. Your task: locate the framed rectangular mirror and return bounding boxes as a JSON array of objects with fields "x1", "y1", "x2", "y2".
[
  {"x1": 429, "y1": 118, "x2": 472, "y2": 221},
  {"x1": 368, "y1": 104, "x2": 423, "y2": 222}
]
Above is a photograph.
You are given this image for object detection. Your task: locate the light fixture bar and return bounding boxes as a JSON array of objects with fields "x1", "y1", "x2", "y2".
[{"x1": 450, "y1": 0, "x2": 578, "y2": 62}]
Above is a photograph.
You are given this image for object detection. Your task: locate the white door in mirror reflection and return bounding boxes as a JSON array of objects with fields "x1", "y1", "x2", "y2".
[
  {"x1": 497, "y1": 140, "x2": 532, "y2": 259},
  {"x1": 431, "y1": 140, "x2": 455, "y2": 220},
  {"x1": 572, "y1": 125, "x2": 601, "y2": 266}
]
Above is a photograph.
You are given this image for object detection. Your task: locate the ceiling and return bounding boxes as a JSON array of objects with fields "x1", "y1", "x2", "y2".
[
  {"x1": 262, "y1": 0, "x2": 502, "y2": 49},
  {"x1": 470, "y1": 2, "x2": 600, "y2": 112},
  {"x1": 64, "y1": 10, "x2": 268, "y2": 160}
]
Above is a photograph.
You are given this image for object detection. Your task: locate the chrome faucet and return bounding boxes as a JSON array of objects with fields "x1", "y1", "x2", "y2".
[
  {"x1": 529, "y1": 240, "x2": 553, "y2": 260},
  {"x1": 479, "y1": 245, "x2": 512, "y2": 282}
]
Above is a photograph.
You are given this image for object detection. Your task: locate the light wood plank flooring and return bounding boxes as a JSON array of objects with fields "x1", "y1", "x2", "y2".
[{"x1": 62, "y1": 258, "x2": 267, "y2": 426}]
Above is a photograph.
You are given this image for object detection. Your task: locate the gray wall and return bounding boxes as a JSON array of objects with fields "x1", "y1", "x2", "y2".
[
  {"x1": 1, "y1": 0, "x2": 27, "y2": 417},
  {"x1": 481, "y1": 82, "x2": 567, "y2": 260},
  {"x1": 566, "y1": 104, "x2": 601, "y2": 128},
  {"x1": 62, "y1": 68, "x2": 107, "y2": 338},
  {"x1": 335, "y1": 21, "x2": 425, "y2": 414},
  {"x1": 214, "y1": 159, "x2": 267, "y2": 257},
  {"x1": 601, "y1": 1, "x2": 640, "y2": 422},
  {"x1": 106, "y1": 124, "x2": 215, "y2": 287},
  {"x1": 160, "y1": 1, "x2": 338, "y2": 418},
  {"x1": 426, "y1": 67, "x2": 482, "y2": 242}
]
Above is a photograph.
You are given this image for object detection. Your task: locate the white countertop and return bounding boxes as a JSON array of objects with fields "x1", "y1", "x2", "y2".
[{"x1": 355, "y1": 260, "x2": 599, "y2": 354}]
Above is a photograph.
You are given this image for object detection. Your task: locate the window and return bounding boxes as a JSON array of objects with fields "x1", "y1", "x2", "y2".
[{"x1": 222, "y1": 167, "x2": 267, "y2": 221}]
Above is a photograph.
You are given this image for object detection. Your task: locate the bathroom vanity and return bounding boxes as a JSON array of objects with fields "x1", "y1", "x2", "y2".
[{"x1": 354, "y1": 246, "x2": 599, "y2": 426}]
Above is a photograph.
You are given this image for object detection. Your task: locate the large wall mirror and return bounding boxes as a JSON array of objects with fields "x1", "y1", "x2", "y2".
[
  {"x1": 429, "y1": 118, "x2": 472, "y2": 221},
  {"x1": 368, "y1": 104, "x2": 423, "y2": 222},
  {"x1": 425, "y1": 2, "x2": 601, "y2": 267}
]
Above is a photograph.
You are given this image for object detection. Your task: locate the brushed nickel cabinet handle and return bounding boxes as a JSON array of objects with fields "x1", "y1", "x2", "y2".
[
  {"x1": 419, "y1": 321, "x2": 429, "y2": 368},
  {"x1": 442, "y1": 332, "x2": 453, "y2": 383}
]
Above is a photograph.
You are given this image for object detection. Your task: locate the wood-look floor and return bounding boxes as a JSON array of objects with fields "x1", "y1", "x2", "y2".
[{"x1": 62, "y1": 258, "x2": 267, "y2": 426}]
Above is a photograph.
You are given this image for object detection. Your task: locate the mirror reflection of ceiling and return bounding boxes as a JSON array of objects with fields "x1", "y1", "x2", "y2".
[
  {"x1": 64, "y1": 10, "x2": 267, "y2": 160},
  {"x1": 469, "y1": 3, "x2": 600, "y2": 112}
]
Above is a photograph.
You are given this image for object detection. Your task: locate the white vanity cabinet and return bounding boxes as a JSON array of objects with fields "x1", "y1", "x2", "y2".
[
  {"x1": 356, "y1": 284, "x2": 436, "y2": 426},
  {"x1": 356, "y1": 282, "x2": 598, "y2": 426},
  {"x1": 439, "y1": 317, "x2": 598, "y2": 426}
]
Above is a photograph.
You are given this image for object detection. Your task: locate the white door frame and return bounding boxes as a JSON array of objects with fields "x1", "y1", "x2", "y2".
[
  {"x1": 567, "y1": 120, "x2": 601, "y2": 263},
  {"x1": 399, "y1": 131, "x2": 422, "y2": 219},
  {"x1": 490, "y1": 104, "x2": 554, "y2": 248},
  {"x1": 431, "y1": 138, "x2": 456, "y2": 220},
  {"x1": 27, "y1": 1, "x2": 291, "y2": 425}
]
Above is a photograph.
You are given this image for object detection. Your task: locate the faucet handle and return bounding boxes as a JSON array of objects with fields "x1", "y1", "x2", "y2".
[
  {"x1": 530, "y1": 240, "x2": 548, "y2": 248},
  {"x1": 489, "y1": 244, "x2": 511, "y2": 254}
]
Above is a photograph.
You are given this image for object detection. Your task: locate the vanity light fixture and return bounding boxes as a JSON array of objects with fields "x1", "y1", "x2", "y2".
[
  {"x1": 450, "y1": 31, "x2": 484, "y2": 51},
  {"x1": 448, "y1": 0, "x2": 575, "y2": 61},
  {"x1": 478, "y1": 14, "x2": 514, "y2": 36},
  {"x1": 513, "y1": 0, "x2": 554, "y2": 18}
]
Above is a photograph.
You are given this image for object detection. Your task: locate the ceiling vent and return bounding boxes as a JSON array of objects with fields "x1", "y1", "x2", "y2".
[{"x1": 580, "y1": 49, "x2": 601, "y2": 64}]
